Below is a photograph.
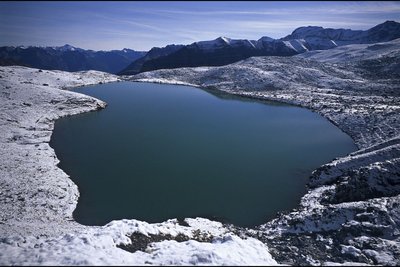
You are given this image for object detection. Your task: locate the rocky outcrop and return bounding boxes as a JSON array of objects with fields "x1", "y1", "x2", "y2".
[{"x1": 131, "y1": 39, "x2": 400, "y2": 265}]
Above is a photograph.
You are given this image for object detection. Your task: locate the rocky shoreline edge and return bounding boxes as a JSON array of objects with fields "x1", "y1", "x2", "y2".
[{"x1": 1, "y1": 40, "x2": 399, "y2": 265}]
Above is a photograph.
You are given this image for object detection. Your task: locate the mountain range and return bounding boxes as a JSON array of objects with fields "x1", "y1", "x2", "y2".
[
  {"x1": 0, "y1": 44, "x2": 146, "y2": 74},
  {"x1": 119, "y1": 20, "x2": 400, "y2": 75},
  {"x1": 1, "y1": 21, "x2": 399, "y2": 75}
]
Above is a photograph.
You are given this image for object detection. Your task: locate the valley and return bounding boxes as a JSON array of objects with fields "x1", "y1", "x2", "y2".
[{"x1": 0, "y1": 18, "x2": 399, "y2": 266}]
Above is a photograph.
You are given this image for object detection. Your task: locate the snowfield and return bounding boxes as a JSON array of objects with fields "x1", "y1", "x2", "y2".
[
  {"x1": 296, "y1": 38, "x2": 400, "y2": 63},
  {"x1": 130, "y1": 39, "x2": 400, "y2": 265},
  {"x1": 1, "y1": 38, "x2": 399, "y2": 266},
  {"x1": 0, "y1": 66, "x2": 277, "y2": 265}
]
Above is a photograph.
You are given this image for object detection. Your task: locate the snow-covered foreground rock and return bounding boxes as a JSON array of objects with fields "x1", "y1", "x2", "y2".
[
  {"x1": 0, "y1": 66, "x2": 117, "y2": 237},
  {"x1": 0, "y1": 66, "x2": 277, "y2": 265},
  {"x1": 1, "y1": 38, "x2": 399, "y2": 265},
  {"x1": 0, "y1": 218, "x2": 276, "y2": 265},
  {"x1": 131, "y1": 39, "x2": 400, "y2": 265}
]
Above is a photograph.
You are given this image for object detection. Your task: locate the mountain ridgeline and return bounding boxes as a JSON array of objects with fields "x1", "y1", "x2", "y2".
[
  {"x1": 1, "y1": 21, "x2": 399, "y2": 75},
  {"x1": 0, "y1": 45, "x2": 146, "y2": 74},
  {"x1": 119, "y1": 20, "x2": 400, "y2": 75}
]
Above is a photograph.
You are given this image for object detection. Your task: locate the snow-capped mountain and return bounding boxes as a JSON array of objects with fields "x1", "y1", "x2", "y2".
[
  {"x1": 120, "y1": 20, "x2": 400, "y2": 75},
  {"x1": 194, "y1": 37, "x2": 257, "y2": 50},
  {"x1": 119, "y1": 35, "x2": 300, "y2": 75},
  {"x1": 256, "y1": 37, "x2": 310, "y2": 54},
  {"x1": 282, "y1": 20, "x2": 400, "y2": 50},
  {"x1": 0, "y1": 45, "x2": 146, "y2": 74},
  {"x1": 296, "y1": 38, "x2": 400, "y2": 63},
  {"x1": 119, "y1": 36, "x2": 295, "y2": 75},
  {"x1": 1, "y1": 23, "x2": 400, "y2": 266},
  {"x1": 52, "y1": 44, "x2": 83, "y2": 52}
]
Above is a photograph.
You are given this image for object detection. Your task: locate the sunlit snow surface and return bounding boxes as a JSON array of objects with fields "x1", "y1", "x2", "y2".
[
  {"x1": 1, "y1": 38, "x2": 400, "y2": 265},
  {"x1": 131, "y1": 39, "x2": 400, "y2": 265},
  {"x1": 0, "y1": 66, "x2": 277, "y2": 265}
]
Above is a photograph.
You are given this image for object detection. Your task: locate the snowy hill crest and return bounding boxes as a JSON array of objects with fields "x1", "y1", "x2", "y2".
[{"x1": 120, "y1": 20, "x2": 400, "y2": 75}]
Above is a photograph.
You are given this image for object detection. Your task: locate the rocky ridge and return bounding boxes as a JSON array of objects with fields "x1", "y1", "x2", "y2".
[{"x1": 131, "y1": 39, "x2": 400, "y2": 265}]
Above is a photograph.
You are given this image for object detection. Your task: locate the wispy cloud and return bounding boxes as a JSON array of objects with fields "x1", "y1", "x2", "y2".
[
  {"x1": 149, "y1": 2, "x2": 400, "y2": 16},
  {"x1": 0, "y1": 1, "x2": 399, "y2": 50}
]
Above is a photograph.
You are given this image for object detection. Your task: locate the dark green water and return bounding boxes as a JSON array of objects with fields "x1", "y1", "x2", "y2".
[{"x1": 50, "y1": 81, "x2": 356, "y2": 227}]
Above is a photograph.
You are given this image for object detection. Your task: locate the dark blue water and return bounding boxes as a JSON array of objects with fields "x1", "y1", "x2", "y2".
[{"x1": 50, "y1": 82, "x2": 356, "y2": 227}]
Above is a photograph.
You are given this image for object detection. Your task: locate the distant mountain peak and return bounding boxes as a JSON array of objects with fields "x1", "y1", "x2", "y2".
[
  {"x1": 56, "y1": 44, "x2": 78, "y2": 51},
  {"x1": 192, "y1": 36, "x2": 259, "y2": 51},
  {"x1": 0, "y1": 45, "x2": 147, "y2": 74},
  {"x1": 293, "y1": 25, "x2": 324, "y2": 31},
  {"x1": 258, "y1": 36, "x2": 275, "y2": 42},
  {"x1": 382, "y1": 20, "x2": 398, "y2": 25},
  {"x1": 369, "y1": 20, "x2": 400, "y2": 31},
  {"x1": 366, "y1": 20, "x2": 400, "y2": 42},
  {"x1": 217, "y1": 36, "x2": 231, "y2": 44},
  {"x1": 290, "y1": 25, "x2": 328, "y2": 38},
  {"x1": 194, "y1": 37, "x2": 232, "y2": 50}
]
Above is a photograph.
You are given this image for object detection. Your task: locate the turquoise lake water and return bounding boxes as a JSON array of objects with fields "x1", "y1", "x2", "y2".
[{"x1": 50, "y1": 82, "x2": 356, "y2": 227}]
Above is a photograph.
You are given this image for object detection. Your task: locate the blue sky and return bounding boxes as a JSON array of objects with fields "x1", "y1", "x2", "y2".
[{"x1": 1, "y1": 1, "x2": 399, "y2": 51}]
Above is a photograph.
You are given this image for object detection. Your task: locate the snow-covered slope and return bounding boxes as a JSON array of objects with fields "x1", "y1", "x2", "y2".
[
  {"x1": 132, "y1": 55, "x2": 400, "y2": 149},
  {"x1": 195, "y1": 37, "x2": 257, "y2": 50},
  {"x1": 130, "y1": 39, "x2": 400, "y2": 265},
  {"x1": 1, "y1": 216, "x2": 277, "y2": 265},
  {"x1": 296, "y1": 38, "x2": 400, "y2": 63},
  {"x1": 283, "y1": 20, "x2": 400, "y2": 50},
  {"x1": 1, "y1": 36, "x2": 399, "y2": 265},
  {"x1": 0, "y1": 66, "x2": 277, "y2": 265},
  {"x1": 120, "y1": 20, "x2": 400, "y2": 75}
]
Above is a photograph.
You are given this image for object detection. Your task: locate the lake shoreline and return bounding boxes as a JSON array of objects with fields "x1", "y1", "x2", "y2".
[
  {"x1": 0, "y1": 66, "x2": 277, "y2": 265},
  {"x1": 130, "y1": 56, "x2": 400, "y2": 265},
  {"x1": 52, "y1": 81, "x2": 355, "y2": 228},
  {"x1": 130, "y1": 79, "x2": 361, "y2": 152},
  {"x1": 0, "y1": 57, "x2": 399, "y2": 264}
]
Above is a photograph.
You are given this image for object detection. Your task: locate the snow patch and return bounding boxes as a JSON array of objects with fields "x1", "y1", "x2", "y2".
[
  {"x1": 0, "y1": 65, "x2": 278, "y2": 265},
  {"x1": 130, "y1": 38, "x2": 400, "y2": 265}
]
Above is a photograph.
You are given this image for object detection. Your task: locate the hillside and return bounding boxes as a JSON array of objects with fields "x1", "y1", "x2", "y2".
[{"x1": 130, "y1": 39, "x2": 400, "y2": 265}]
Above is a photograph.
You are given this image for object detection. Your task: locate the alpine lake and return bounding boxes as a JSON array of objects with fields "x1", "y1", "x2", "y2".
[{"x1": 50, "y1": 81, "x2": 356, "y2": 227}]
